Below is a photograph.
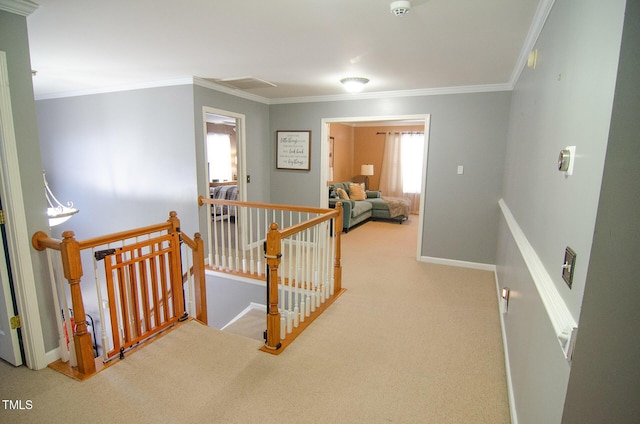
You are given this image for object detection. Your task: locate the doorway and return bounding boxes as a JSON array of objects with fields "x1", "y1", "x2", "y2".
[
  {"x1": 320, "y1": 114, "x2": 431, "y2": 260},
  {"x1": 0, "y1": 51, "x2": 45, "y2": 369},
  {"x1": 0, "y1": 186, "x2": 24, "y2": 367},
  {"x1": 202, "y1": 107, "x2": 247, "y2": 202}
]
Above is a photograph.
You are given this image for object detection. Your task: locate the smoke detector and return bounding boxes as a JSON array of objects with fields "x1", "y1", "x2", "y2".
[{"x1": 390, "y1": 0, "x2": 411, "y2": 16}]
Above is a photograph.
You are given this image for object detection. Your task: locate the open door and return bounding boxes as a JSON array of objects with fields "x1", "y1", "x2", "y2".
[{"x1": 0, "y1": 196, "x2": 23, "y2": 366}]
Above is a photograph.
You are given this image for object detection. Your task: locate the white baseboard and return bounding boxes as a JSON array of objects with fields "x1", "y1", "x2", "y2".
[
  {"x1": 494, "y1": 270, "x2": 518, "y2": 424},
  {"x1": 205, "y1": 269, "x2": 266, "y2": 287},
  {"x1": 44, "y1": 347, "x2": 61, "y2": 365},
  {"x1": 220, "y1": 302, "x2": 266, "y2": 330},
  {"x1": 418, "y1": 255, "x2": 497, "y2": 272}
]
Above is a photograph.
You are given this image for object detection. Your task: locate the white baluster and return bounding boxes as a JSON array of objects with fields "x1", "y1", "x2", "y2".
[{"x1": 293, "y1": 305, "x2": 300, "y2": 327}]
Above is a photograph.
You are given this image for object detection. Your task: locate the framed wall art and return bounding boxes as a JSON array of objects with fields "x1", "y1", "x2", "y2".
[{"x1": 276, "y1": 130, "x2": 311, "y2": 171}]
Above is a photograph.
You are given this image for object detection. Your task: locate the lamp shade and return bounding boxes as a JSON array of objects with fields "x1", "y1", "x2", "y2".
[{"x1": 361, "y1": 164, "x2": 374, "y2": 176}]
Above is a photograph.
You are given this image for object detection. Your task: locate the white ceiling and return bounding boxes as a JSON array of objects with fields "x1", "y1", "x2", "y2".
[{"x1": 25, "y1": 0, "x2": 542, "y2": 102}]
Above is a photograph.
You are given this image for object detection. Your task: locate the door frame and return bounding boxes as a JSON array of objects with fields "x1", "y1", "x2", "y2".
[
  {"x1": 201, "y1": 107, "x2": 247, "y2": 202},
  {"x1": 320, "y1": 114, "x2": 431, "y2": 259},
  {"x1": 0, "y1": 51, "x2": 46, "y2": 369}
]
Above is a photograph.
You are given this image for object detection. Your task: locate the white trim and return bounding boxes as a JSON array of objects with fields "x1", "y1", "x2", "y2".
[
  {"x1": 220, "y1": 302, "x2": 266, "y2": 330},
  {"x1": 34, "y1": 77, "x2": 195, "y2": 101},
  {"x1": 0, "y1": 52, "x2": 47, "y2": 369},
  {"x1": 508, "y1": 0, "x2": 557, "y2": 87},
  {"x1": 0, "y1": 0, "x2": 38, "y2": 16},
  {"x1": 201, "y1": 107, "x2": 248, "y2": 266},
  {"x1": 202, "y1": 106, "x2": 247, "y2": 202},
  {"x1": 193, "y1": 77, "x2": 270, "y2": 105},
  {"x1": 35, "y1": 78, "x2": 513, "y2": 105},
  {"x1": 416, "y1": 115, "x2": 430, "y2": 260},
  {"x1": 45, "y1": 347, "x2": 61, "y2": 365},
  {"x1": 320, "y1": 114, "x2": 430, "y2": 260},
  {"x1": 205, "y1": 269, "x2": 265, "y2": 287},
  {"x1": 494, "y1": 269, "x2": 519, "y2": 424},
  {"x1": 498, "y1": 199, "x2": 578, "y2": 361},
  {"x1": 418, "y1": 255, "x2": 497, "y2": 272},
  {"x1": 269, "y1": 83, "x2": 512, "y2": 105}
]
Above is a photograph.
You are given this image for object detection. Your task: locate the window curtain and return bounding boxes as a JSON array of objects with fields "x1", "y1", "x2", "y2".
[
  {"x1": 379, "y1": 132, "x2": 424, "y2": 215},
  {"x1": 379, "y1": 132, "x2": 404, "y2": 197},
  {"x1": 400, "y1": 133, "x2": 424, "y2": 214}
]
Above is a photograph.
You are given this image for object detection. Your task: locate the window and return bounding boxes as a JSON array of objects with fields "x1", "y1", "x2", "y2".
[
  {"x1": 207, "y1": 133, "x2": 232, "y2": 182},
  {"x1": 401, "y1": 133, "x2": 424, "y2": 194}
]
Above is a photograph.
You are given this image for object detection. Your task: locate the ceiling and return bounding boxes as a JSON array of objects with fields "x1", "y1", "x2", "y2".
[{"x1": 24, "y1": 0, "x2": 542, "y2": 102}]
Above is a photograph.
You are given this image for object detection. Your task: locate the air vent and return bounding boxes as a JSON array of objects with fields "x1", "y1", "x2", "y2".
[{"x1": 206, "y1": 76, "x2": 276, "y2": 90}]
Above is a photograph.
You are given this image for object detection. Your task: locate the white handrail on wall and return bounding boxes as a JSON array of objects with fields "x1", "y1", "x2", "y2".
[{"x1": 499, "y1": 199, "x2": 578, "y2": 361}]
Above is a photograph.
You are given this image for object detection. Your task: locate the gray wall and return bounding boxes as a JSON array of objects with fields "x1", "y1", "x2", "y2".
[
  {"x1": 269, "y1": 92, "x2": 511, "y2": 265},
  {"x1": 192, "y1": 85, "x2": 271, "y2": 235},
  {"x1": 495, "y1": 0, "x2": 627, "y2": 423},
  {"x1": 562, "y1": 1, "x2": 640, "y2": 422},
  {"x1": 0, "y1": 10, "x2": 57, "y2": 352},
  {"x1": 37, "y1": 85, "x2": 199, "y2": 239},
  {"x1": 205, "y1": 275, "x2": 265, "y2": 330}
]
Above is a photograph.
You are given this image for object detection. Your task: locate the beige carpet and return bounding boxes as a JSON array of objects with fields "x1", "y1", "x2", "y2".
[
  {"x1": 0, "y1": 218, "x2": 509, "y2": 423},
  {"x1": 223, "y1": 308, "x2": 265, "y2": 342}
]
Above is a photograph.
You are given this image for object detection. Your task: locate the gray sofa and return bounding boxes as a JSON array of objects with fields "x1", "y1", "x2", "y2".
[{"x1": 328, "y1": 182, "x2": 408, "y2": 232}]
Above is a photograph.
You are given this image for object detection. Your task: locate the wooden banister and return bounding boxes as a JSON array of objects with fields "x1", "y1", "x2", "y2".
[
  {"x1": 59, "y1": 231, "x2": 96, "y2": 375},
  {"x1": 264, "y1": 222, "x2": 282, "y2": 350},
  {"x1": 32, "y1": 231, "x2": 62, "y2": 251},
  {"x1": 76, "y1": 222, "x2": 173, "y2": 250},
  {"x1": 182, "y1": 232, "x2": 207, "y2": 324},
  {"x1": 32, "y1": 211, "x2": 207, "y2": 378},
  {"x1": 333, "y1": 202, "x2": 343, "y2": 292}
]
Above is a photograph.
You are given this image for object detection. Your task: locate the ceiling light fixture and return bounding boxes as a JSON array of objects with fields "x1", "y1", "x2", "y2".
[
  {"x1": 390, "y1": 0, "x2": 411, "y2": 16},
  {"x1": 340, "y1": 77, "x2": 369, "y2": 93}
]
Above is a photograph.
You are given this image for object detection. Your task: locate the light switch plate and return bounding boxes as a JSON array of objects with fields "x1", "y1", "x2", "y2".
[
  {"x1": 457, "y1": 165, "x2": 464, "y2": 175},
  {"x1": 562, "y1": 247, "x2": 576, "y2": 288}
]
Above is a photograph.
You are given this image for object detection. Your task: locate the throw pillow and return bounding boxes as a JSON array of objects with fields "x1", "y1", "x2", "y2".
[
  {"x1": 336, "y1": 187, "x2": 350, "y2": 200},
  {"x1": 349, "y1": 183, "x2": 366, "y2": 201}
]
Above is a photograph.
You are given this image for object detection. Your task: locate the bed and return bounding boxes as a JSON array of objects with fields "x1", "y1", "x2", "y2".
[{"x1": 209, "y1": 181, "x2": 238, "y2": 218}]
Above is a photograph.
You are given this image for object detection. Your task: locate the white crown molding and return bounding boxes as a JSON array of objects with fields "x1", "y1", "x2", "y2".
[
  {"x1": 269, "y1": 83, "x2": 513, "y2": 105},
  {"x1": 34, "y1": 77, "x2": 195, "y2": 101},
  {"x1": 37, "y1": 78, "x2": 514, "y2": 104},
  {"x1": 192, "y1": 77, "x2": 270, "y2": 104},
  {"x1": 0, "y1": 0, "x2": 38, "y2": 16},
  {"x1": 509, "y1": 0, "x2": 556, "y2": 87}
]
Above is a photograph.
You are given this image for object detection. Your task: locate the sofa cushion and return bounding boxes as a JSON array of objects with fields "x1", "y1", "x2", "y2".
[
  {"x1": 350, "y1": 200, "x2": 372, "y2": 217},
  {"x1": 367, "y1": 197, "x2": 389, "y2": 211},
  {"x1": 336, "y1": 187, "x2": 350, "y2": 200},
  {"x1": 348, "y1": 183, "x2": 366, "y2": 201}
]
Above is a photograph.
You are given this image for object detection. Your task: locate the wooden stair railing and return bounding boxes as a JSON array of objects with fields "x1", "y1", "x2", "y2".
[
  {"x1": 32, "y1": 211, "x2": 207, "y2": 378},
  {"x1": 199, "y1": 195, "x2": 343, "y2": 352}
]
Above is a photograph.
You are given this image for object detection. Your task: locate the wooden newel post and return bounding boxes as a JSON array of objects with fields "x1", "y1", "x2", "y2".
[
  {"x1": 265, "y1": 222, "x2": 282, "y2": 350},
  {"x1": 193, "y1": 232, "x2": 208, "y2": 324},
  {"x1": 59, "y1": 231, "x2": 96, "y2": 375},
  {"x1": 167, "y1": 211, "x2": 186, "y2": 319},
  {"x1": 333, "y1": 202, "x2": 343, "y2": 292}
]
